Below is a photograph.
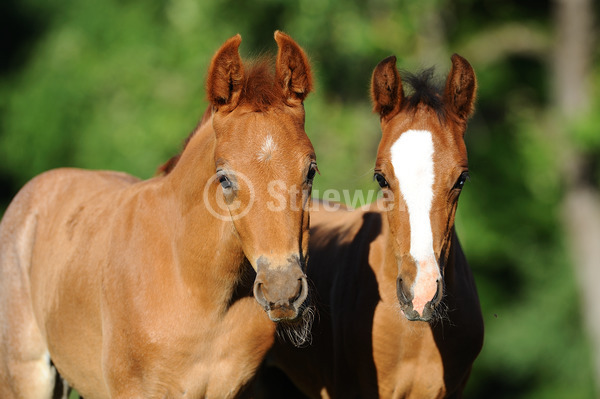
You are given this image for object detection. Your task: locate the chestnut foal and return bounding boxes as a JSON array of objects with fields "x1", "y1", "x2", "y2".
[{"x1": 0, "y1": 31, "x2": 317, "y2": 398}]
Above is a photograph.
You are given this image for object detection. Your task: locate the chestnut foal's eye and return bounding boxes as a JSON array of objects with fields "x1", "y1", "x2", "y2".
[
  {"x1": 306, "y1": 163, "x2": 318, "y2": 182},
  {"x1": 218, "y1": 174, "x2": 232, "y2": 190},
  {"x1": 374, "y1": 173, "x2": 389, "y2": 188},
  {"x1": 453, "y1": 171, "x2": 470, "y2": 190}
]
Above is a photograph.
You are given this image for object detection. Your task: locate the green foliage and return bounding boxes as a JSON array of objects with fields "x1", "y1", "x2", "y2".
[{"x1": 1, "y1": 0, "x2": 598, "y2": 397}]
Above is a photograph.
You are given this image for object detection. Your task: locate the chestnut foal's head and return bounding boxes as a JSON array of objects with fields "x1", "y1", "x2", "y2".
[
  {"x1": 371, "y1": 54, "x2": 476, "y2": 321},
  {"x1": 206, "y1": 32, "x2": 316, "y2": 323}
]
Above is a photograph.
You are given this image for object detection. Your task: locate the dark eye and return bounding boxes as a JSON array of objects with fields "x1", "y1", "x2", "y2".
[
  {"x1": 218, "y1": 174, "x2": 232, "y2": 190},
  {"x1": 453, "y1": 171, "x2": 469, "y2": 190},
  {"x1": 374, "y1": 172, "x2": 389, "y2": 188},
  {"x1": 306, "y1": 163, "x2": 318, "y2": 182}
]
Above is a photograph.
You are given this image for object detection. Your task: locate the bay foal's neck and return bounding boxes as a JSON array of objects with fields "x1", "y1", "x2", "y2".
[{"x1": 162, "y1": 120, "x2": 246, "y2": 310}]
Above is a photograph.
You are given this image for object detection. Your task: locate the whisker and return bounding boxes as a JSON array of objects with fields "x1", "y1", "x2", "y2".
[{"x1": 276, "y1": 303, "x2": 316, "y2": 348}]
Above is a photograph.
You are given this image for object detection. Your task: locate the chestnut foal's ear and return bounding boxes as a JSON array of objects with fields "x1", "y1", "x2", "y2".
[
  {"x1": 444, "y1": 54, "x2": 477, "y2": 122},
  {"x1": 206, "y1": 34, "x2": 244, "y2": 111},
  {"x1": 274, "y1": 30, "x2": 313, "y2": 103},
  {"x1": 371, "y1": 55, "x2": 403, "y2": 119}
]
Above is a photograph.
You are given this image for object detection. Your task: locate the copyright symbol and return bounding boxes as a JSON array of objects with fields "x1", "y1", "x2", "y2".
[{"x1": 202, "y1": 171, "x2": 255, "y2": 221}]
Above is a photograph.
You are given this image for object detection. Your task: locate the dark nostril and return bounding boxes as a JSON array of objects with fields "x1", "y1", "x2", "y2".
[
  {"x1": 291, "y1": 276, "x2": 309, "y2": 308},
  {"x1": 431, "y1": 279, "x2": 443, "y2": 303},
  {"x1": 253, "y1": 282, "x2": 268, "y2": 309},
  {"x1": 289, "y1": 278, "x2": 303, "y2": 303},
  {"x1": 396, "y1": 278, "x2": 411, "y2": 305}
]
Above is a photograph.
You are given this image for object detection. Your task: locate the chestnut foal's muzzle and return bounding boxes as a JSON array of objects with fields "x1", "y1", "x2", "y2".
[{"x1": 253, "y1": 256, "x2": 309, "y2": 322}]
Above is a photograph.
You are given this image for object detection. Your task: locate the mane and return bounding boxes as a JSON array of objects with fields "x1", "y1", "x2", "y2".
[
  {"x1": 401, "y1": 67, "x2": 446, "y2": 120},
  {"x1": 157, "y1": 58, "x2": 281, "y2": 175}
]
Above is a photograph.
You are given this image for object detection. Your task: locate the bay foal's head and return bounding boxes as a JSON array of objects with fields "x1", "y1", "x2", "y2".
[
  {"x1": 371, "y1": 54, "x2": 476, "y2": 321},
  {"x1": 205, "y1": 32, "x2": 315, "y2": 322}
]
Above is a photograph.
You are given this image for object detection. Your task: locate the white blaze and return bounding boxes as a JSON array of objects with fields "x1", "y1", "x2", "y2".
[{"x1": 390, "y1": 129, "x2": 440, "y2": 315}]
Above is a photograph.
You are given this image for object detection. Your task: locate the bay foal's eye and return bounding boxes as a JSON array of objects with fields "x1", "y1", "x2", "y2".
[
  {"x1": 374, "y1": 172, "x2": 389, "y2": 188},
  {"x1": 306, "y1": 163, "x2": 318, "y2": 182},
  {"x1": 453, "y1": 171, "x2": 470, "y2": 190}
]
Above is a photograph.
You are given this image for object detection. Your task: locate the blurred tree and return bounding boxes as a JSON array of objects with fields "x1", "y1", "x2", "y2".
[{"x1": 553, "y1": 0, "x2": 600, "y2": 391}]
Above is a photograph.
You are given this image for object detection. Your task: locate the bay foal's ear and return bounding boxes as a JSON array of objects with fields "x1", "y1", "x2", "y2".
[
  {"x1": 371, "y1": 55, "x2": 403, "y2": 119},
  {"x1": 207, "y1": 34, "x2": 244, "y2": 111},
  {"x1": 444, "y1": 54, "x2": 477, "y2": 122},
  {"x1": 274, "y1": 30, "x2": 313, "y2": 103}
]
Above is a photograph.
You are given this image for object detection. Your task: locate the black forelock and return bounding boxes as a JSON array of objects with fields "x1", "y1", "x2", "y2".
[{"x1": 401, "y1": 67, "x2": 446, "y2": 120}]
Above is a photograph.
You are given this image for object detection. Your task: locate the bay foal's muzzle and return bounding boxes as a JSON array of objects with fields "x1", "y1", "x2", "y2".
[
  {"x1": 396, "y1": 276, "x2": 443, "y2": 322},
  {"x1": 253, "y1": 256, "x2": 309, "y2": 322}
]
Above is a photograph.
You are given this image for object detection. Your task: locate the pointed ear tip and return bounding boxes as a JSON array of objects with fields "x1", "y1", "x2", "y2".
[
  {"x1": 379, "y1": 55, "x2": 397, "y2": 67},
  {"x1": 373, "y1": 56, "x2": 398, "y2": 79},
  {"x1": 211, "y1": 35, "x2": 242, "y2": 67},
  {"x1": 450, "y1": 53, "x2": 473, "y2": 69},
  {"x1": 274, "y1": 30, "x2": 294, "y2": 45},
  {"x1": 224, "y1": 34, "x2": 242, "y2": 48}
]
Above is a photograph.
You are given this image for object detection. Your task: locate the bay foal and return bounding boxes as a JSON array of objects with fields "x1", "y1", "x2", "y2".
[
  {"x1": 0, "y1": 31, "x2": 316, "y2": 398},
  {"x1": 258, "y1": 54, "x2": 484, "y2": 398}
]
